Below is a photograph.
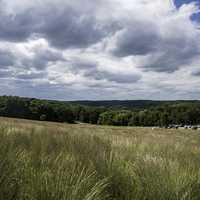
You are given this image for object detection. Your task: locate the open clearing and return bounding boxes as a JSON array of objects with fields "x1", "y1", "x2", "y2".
[{"x1": 0, "y1": 117, "x2": 200, "y2": 200}]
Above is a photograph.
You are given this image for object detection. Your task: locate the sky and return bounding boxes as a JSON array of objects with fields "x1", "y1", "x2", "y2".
[{"x1": 0, "y1": 0, "x2": 200, "y2": 100}]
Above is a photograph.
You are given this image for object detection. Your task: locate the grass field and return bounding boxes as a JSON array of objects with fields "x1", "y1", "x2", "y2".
[{"x1": 0, "y1": 117, "x2": 200, "y2": 200}]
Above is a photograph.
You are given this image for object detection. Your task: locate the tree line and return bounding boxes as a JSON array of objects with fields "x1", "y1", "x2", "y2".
[
  {"x1": 98, "y1": 104, "x2": 200, "y2": 126},
  {"x1": 1, "y1": 96, "x2": 200, "y2": 126},
  {"x1": 0, "y1": 96, "x2": 106, "y2": 124}
]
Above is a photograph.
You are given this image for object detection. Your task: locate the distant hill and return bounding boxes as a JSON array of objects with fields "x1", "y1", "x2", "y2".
[
  {"x1": 69, "y1": 100, "x2": 200, "y2": 109},
  {"x1": 1, "y1": 95, "x2": 199, "y2": 109}
]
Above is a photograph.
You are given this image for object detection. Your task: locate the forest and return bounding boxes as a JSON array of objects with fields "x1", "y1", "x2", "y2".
[{"x1": 1, "y1": 95, "x2": 200, "y2": 126}]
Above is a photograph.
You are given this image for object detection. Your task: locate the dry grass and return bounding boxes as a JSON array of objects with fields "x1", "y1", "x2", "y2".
[{"x1": 0, "y1": 117, "x2": 200, "y2": 200}]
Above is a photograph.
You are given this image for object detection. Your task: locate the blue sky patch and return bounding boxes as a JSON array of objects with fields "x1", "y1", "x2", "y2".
[{"x1": 174, "y1": 0, "x2": 200, "y2": 22}]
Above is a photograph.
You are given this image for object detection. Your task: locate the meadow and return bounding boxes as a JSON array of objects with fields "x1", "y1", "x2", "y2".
[{"x1": 0, "y1": 117, "x2": 200, "y2": 200}]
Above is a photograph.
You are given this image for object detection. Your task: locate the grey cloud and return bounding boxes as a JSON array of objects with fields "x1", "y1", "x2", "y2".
[
  {"x1": 21, "y1": 49, "x2": 65, "y2": 70},
  {"x1": 68, "y1": 58, "x2": 96, "y2": 73},
  {"x1": 107, "y1": 73, "x2": 141, "y2": 83},
  {"x1": 0, "y1": 0, "x2": 199, "y2": 74},
  {"x1": 0, "y1": 47, "x2": 61, "y2": 81},
  {"x1": 0, "y1": 0, "x2": 111, "y2": 49},
  {"x1": 40, "y1": 9, "x2": 106, "y2": 49},
  {"x1": 16, "y1": 72, "x2": 45, "y2": 80},
  {"x1": 32, "y1": 49, "x2": 65, "y2": 69},
  {"x1": 36, "y1": 49, "x2": 65, "y2": 62},
  {"x1": 0, "y1": 49, "x2": 15, "y2": 67},
  {"x1": 191, "y1": 70, "x2": 200, "y2": 76},
  {"x1": 0, "y1": 68, "x2": 46, "y2": 81},
  {"x1": 0, "y1": 0, "x2": 200, "y2": 100},
  {"x1": 143, "y1": 37, "x2": 200, "y2": 72},
  {"x1": 0, "y1": 80, "x2": 105, "y2": 100},
  {"x1": 109, "y1": 6, "x2": 200, "y2": 73},
  {"x1": 69, "y1": 58, "x2": 141, "y2": 83},
  {"x1": 0, "y1": 45, "x2": 64, "y2": 84},
  {"x1": 0, "y1": 8, "x2": 38, "y2": 42},
  {"x1": 84, "y1": 69, "x2": 141, "y2": 83},
  {"x1": 112, "y1": 21, "x2": 200, "y2": 72},
  {"x1": 0, "y1": 69, "x2": 12, "y2": 78},
  {"x1": 112, "y1": 22, "x2": 159, "y2": 57},
  {"x1": 3, "y1": 0, "x2": 198, "y2": 74}
]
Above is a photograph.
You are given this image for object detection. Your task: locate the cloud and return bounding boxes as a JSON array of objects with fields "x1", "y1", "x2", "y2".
[
  {"x1": 0, "y1": 69, "x2": 12, "y2": 78},
  {"x1": 15, "y1": 71, "x2": 45, "y2": 80},
  {"x1": 0, "y1": 0, "x2": 199, "y2": 100},
  {"x1": 191, "y1": 70, "x2": 200, "y2": 76},
  {"x1": 0, "y1": 40, "x2": 63, "y2": 82},
  {"x1": 21, "y1": 48, "x2": 65, "y2": 70},
  {"x1": 40, "y1": 9, "x2": 105, "y2": 49},
  {"x1": 111, "y1": 21, "x2": 159, "y2": 57},
  {"x1": 84, "y1": 68, "x2": 141, "y2": 83},
  {"x1": 0, "y1": 49, "x2": 15, "y2": 67},
  {"x1": 107, "y1": 1, "x2": 200, "y2": 73},
  {"x1": 66, "y1": 58, "x2": 141, "y2": 84},
  {"x1": 0, "y1": 0, "x2": 112, "y2": 49}
]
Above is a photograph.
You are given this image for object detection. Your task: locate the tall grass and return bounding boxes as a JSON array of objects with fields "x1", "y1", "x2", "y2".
[{"x1": 0, "y1": 117, "x2": 200, "y2": 199}]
